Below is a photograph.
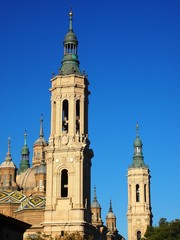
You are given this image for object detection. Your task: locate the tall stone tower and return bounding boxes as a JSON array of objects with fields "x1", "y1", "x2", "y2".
[
  {"x1": 127, "y1": 123, "x2": 152, "y2": 240},
  {"x1": 43, "y1": 11, "x2": 94, "y2": 237}
]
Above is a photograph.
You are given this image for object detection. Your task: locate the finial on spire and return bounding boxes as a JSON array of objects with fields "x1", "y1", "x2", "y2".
[
  {"x1": 92, "y1": 185, "x2": 101, "y2": 209},
  {"x1": 69, "y1": 9, "x2": 73, "y2": 31},
  {"x1": 136, "y1": 122, "x2": 139, "y2": 137},
  {"x1": 24, "y1": 130, "x2": 27, "y2": 146},
  {"x1": 40, "y1": 114, "x2": 44, "y2": 138},
  {"x1": 109, "y1": 199, "x2": 113, "y2": 212},
  {"x1": 5, "y1": 137, "x2": 12, "y2": 161},
  {"x1": 7, "y1": 137, "x2": 11, "y2": 154},
  {"x1": 94, "y1": 185, "x2": 97, "y2": 201}
]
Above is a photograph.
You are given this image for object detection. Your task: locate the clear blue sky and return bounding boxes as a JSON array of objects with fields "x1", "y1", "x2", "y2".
[{"x1": 0, "y1": 0, "x2": 180, "y2": 239}]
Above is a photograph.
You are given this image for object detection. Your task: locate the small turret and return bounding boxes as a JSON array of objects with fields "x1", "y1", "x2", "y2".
[
  {"x1": 0, "y1": 138, "x2": 17, "y2": 190},
  {"x1": 130, "y1": 122, "x2": 147, "y2": 168},
  {"x1": 91, "y1": 186, "x2": 103, "y2": 226},
  {"x1": 34, "y1": 115, "x2": 47, "y2": 146},
  {"x1": 1, "y1": 138, "x2": 14, "y2": 166},
  {"x1": 106, "y1": 199, "x2": 117, "y2": 233},
  {"x1": 19, "y1": 131, "x2": 30, "y2": 174},
  {"x1": 32, "y1": 115, "x2": 48, "y2": 166},
  {"x1": 59, "y1": 10, "x2": 81, "y2": 75}
]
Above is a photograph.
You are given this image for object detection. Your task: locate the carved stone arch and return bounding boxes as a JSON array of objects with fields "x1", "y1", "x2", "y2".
[
  {"x1": 55, "y1": 164, "x2": 75, "y2": 198},
  {"x1": 54, "y1": 162, "x2": 75, "y2": 174},
  {"x1": 62, "y1": 95, "x2": 69, "y2": 101},
  {"x1": 75, "y1": 95, "x2": 81, "y2": 101},
  {"x1": 80, "y1": 95, "x2": 85, "y2": 100},
  {"x1": 54, "y1": 163, "x2": 67, "y2": 174}
]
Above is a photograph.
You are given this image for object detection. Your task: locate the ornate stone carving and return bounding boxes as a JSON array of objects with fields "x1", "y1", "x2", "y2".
[{"x1": 62, "y1": 135, "x2": 68, "y2": 145}]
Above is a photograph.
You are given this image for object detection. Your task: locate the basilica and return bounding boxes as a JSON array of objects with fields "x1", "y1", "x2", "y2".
[{"x1": 0, "y1": 11, "x2": 152, "y2": 240}]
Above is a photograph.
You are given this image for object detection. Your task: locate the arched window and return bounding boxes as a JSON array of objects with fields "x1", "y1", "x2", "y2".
[
  {"x1": 64, "y1": 43, "x2": 77, "y2": 54},
  {"x1": 137, "y1": 231, "x2": 141, "y2": 240},
  {"x1": 61, "y1": 169, "x2": 68, "y2": 197},
  {"x1": 53, "y1": 101, "x2": 56, "y2": 134},
  {"x1": 136, "y1": 184, "x2": 140, "y2": 202},
  {"x1": 76, "y1": 100, "x2": 80, "y2": 132},
  {"x1": 62, "y1": 100, "x2": 69, "y2": 131},
  {"x1": 44, "y1": 180, "x2": 46, "y2": 191},
  {"x1": 9, "y1": 174, "x2": 12, "y2": 186},
  {"x1": 136, "y1": 146, "x2": 141, "y2": 153},
  {"x1": 144, "y1": 184, "x2": 147, "y2": 202}
]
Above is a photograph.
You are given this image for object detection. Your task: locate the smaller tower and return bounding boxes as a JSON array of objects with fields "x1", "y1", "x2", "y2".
[
  {"x1": 91, "y1": 186, "x2": 103, "y2": 227},
  {"x1": 106, "y1": 200, "x2": 117, "y2": 233},
  {"x1": 32, "y1": 115, "x2": 48, "y2": 167},
  {"x1": 0, "y1": 138, "x2": 17, "y2": 190},
  {"x1": 19, "y1": 131, "x2": 30, "y2": 174},
  {"x1": 106, "y1": 200, "x2": 125, "y2": 240},
  {"x1": 127, "y1": 123, "x2": 152, "y2": 240}
]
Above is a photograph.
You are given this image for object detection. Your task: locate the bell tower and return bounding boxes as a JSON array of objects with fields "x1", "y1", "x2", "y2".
[
  {"x1": 127, "y1": 123, "x2": 152, "y2": 240},
  {"x1": 44, "y1": 11, "x2": 94, "y2": 237}
]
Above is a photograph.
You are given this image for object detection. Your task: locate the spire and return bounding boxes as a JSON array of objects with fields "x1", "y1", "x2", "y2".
[
  {"x1": 59, "y1": 10, "x2": 81, "y2": 75},
  {"x1": 0, "y1": 137, "x2": 16, "y2": 169},
  {"x1": 24, "y1": 130, "x2": 27, "y2": 146},
  {"x1": 91, "y1": 185, "x2": 103, "y2": 226},
  {"x1": 69, "y1": 9, "x2": 73, "y2": 31},
  {"x1": 19, "y1": 131, "x2": 30, "y2": 174},
  {"x1": 130, "y1": 123, "x2": 147, "y2": 168},
  {"x1": 109, "y1": 199, "x2": 113, "y2": 213},
  {"x1": 91, "y1": 185, "x2": 101, "y2": 208},
  {"x1": 39, "y1": 114, "x2": 44, "y2": 138},
  {"x1": 5, "y1": 137, "x2": 12, "y2": 162},
  {"x1": 136, "y1": 122, "x2": 139, "y2": 137},
  {"x1": 106, "y1": 199, "x2": 116, "y2": 219},
  {"x1": 93, "y1": 185, "x2": 97, "y2": 201},
  {"x1": 34, "y1": 115, "x2": 47, "y2": 146},
  {"x1": 0, "y1": 138, "x2": 18, "y2": 191},
  {"x1": 21, "y1": 131, "x2": 29, "y2": 154}
]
